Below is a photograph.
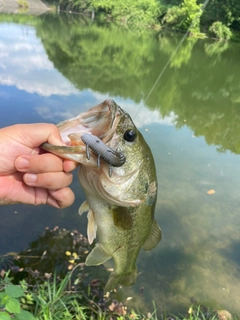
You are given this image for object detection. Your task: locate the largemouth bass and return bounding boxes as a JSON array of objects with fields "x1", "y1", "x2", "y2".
[{"x1": 42, "y1": 99, "x2": 162, "y2": 292}]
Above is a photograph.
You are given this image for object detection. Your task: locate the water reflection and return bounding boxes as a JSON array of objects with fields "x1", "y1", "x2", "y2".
[
  {"x1": 0, "y1": 24, "x2": 78, "y2": 97},
  {"x1": 1, "y1": 13, "x2": 240, "y2": 316},
  {"x1": 34, "y1": 14, "x2": 240, "y2": 155}
]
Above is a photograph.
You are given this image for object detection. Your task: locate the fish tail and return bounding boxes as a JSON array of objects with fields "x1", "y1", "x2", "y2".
[{"x1": 104, "y1": 268, "x2": 137, "y2": 293}]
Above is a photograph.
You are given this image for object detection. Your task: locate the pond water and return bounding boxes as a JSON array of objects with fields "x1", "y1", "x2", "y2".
[{"x1": 1, "y1": 13, "x2": 240, "y2": 316}]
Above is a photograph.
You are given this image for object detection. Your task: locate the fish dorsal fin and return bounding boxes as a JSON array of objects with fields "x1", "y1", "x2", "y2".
[
  {"x1": 87, "y1": 209, "x2": 97, "y2": 245},
  {"x1": 85, "y1": 245, "x2": 111, "y2": 266},
  {"x1": 142, "y1": 219, "x2": 162, "y2": 251},
  {"x1": 78, "y1": 200, "x2": 90, "y2": 216}
]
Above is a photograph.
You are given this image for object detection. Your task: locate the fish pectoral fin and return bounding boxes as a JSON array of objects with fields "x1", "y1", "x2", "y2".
[
  {"x1": 85, "y1": 245, "x2": 111, "y2": 266},
  {"x1": 87, "y1": 209, "x2": 97, "y2": 245},
  {"x1": 142, "y1": 219, "x2": 162, "y2": 251},
  {"x1": 78, "y1": 200, "x2": 90, "y2": 215},
  {"x1": 79, "y1": 201, "x2": 96, "y2": 245}
]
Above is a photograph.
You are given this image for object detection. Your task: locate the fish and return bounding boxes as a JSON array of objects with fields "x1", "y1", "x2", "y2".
[{"x1": 41, "y1": 99, "x2": 162, "y2": 292}]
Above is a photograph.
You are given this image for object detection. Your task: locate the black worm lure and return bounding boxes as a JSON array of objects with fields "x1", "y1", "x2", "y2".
[{"x1": 81, "y1": 133, "x2": 126, "y2": 175}]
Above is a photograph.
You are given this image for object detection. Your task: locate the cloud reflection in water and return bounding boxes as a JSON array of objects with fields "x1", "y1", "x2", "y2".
[{"x1": 0, "y1": 23, "x2": 79, "y2": 97}]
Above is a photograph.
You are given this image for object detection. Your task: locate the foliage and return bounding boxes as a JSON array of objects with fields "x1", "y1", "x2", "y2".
[
  {"x1": 41, "y1": 0, "x2": 240, "y2": 35},
  {"x1": 0, "y1": 271, "x2": 90, "y2": 320},
  {"x1": 17, "y1": 0, "x2": 29, "y2": 8},
  {"x1": 62, "y1": 0, "x2": 92, "y2": 12},
  {"x1": 32, "y1": 274, "x2": 80, "y2": 320},
  {"x1": 162, "y1": 5, "x2": 187, "y2": 30},
  {"x1": 181, "y1": 0, "x2": 202, "y2": 32},
  {"x1": 0, "y1": 273, "x2": 36, "y2": 320},
  {"x1": 162, "y1": 0, "x2": 202, "y2": 33},
  {"x1": 209, "y1": 21, "x2": 232, "y2": 41},
  {"x1": 91, "y1": 0, "x2": 162, "y2": 27},
  {"x1": 200, "y1": 0, "x2": 240, "y2": 33},
  {"x1": 43, "y1": 0, "x2": 162, "y2": 27}
]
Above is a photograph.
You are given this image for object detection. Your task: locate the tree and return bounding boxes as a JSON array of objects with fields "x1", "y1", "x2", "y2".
[
  {"x1": 200, "y1": 0, "x2": 240, "y2": 32},
  {"x1": 209, "y1": 21, "x2": 232, "y2": 41},
  {"x1": 181, "y1": 0, "x2": 202, "y2": 32},
  {"x1": 162, "y1": 0, "x2": 202, "y2": 33}
]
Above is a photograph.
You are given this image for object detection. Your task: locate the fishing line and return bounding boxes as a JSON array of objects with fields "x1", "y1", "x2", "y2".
[{"x1": 133, "y1": 0, "x2": 211, "y2": 119}]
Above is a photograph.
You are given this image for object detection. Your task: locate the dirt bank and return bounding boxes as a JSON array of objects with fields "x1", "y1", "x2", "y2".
[{"x1": 0, "y1": 0, "x2": 49, "y2": 14}]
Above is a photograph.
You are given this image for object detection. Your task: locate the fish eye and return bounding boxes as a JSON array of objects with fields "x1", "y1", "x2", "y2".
[{"x1": 123, "y1": 129, "x2": 136, "y2": 142}]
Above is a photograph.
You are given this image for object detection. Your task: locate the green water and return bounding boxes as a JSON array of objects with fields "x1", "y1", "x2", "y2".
[{"x1": 1, "y1": 13, "x2": 240, "y2": 315}]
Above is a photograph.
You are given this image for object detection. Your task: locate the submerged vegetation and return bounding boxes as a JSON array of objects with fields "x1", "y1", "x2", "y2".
[{"x1": 43, "y1": 0, "x2": 240, "y2": 40}]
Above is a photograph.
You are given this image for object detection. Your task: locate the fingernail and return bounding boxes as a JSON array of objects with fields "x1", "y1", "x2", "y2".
[
  {"x1": 16, "y1": 157, "x2": 29, "y2": 169},
  {"x1": 25, "y1": 173, "x2": 37, "y2": 183}
]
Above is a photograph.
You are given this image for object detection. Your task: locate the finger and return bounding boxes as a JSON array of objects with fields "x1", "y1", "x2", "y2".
[
  {"x1": 63, "y1": 160, "x2": 79, "y2": 172},
  {"x1": 33, "y1": 187, "x2": 75, "y2": 208},
  {"x1": 13, "y1": 123, "x2": 64, "y2": 148},
  {"x1": 48, "y1": 188, "x2": 75, "y2": 208},
  {"x1": 23, "y1": 172, "x2": 73, "y2": 190},
  {"x1": 15, "y1": 153, "x2": 64, "y2": 173}
]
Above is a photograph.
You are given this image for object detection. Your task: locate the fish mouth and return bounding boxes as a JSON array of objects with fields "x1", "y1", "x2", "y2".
[{"x1": 59, "y1": 99, "x2": 120, "y2": 145}]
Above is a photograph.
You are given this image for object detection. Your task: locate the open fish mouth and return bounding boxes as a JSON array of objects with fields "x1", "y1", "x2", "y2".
[
  {"x1": 41, "y1": 99, "x2": 125, "y2": 168},
  {"x1": 58, "y1": 99, "x2": 120, "y2": 145}
]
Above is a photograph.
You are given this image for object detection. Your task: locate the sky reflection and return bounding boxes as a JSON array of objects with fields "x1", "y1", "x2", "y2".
[{"x1": 0, "y1": 23, "x2": 78, "y2": 97}]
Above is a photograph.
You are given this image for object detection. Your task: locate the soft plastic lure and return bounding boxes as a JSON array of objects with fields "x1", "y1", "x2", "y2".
[{"x1": 81, "y1": 133, "x2": 126, "y2": 170}]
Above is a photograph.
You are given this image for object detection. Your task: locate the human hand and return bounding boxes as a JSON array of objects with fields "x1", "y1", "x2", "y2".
[{"x1": 0, "y1": 124, "x2": 78, "y2": 208}]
